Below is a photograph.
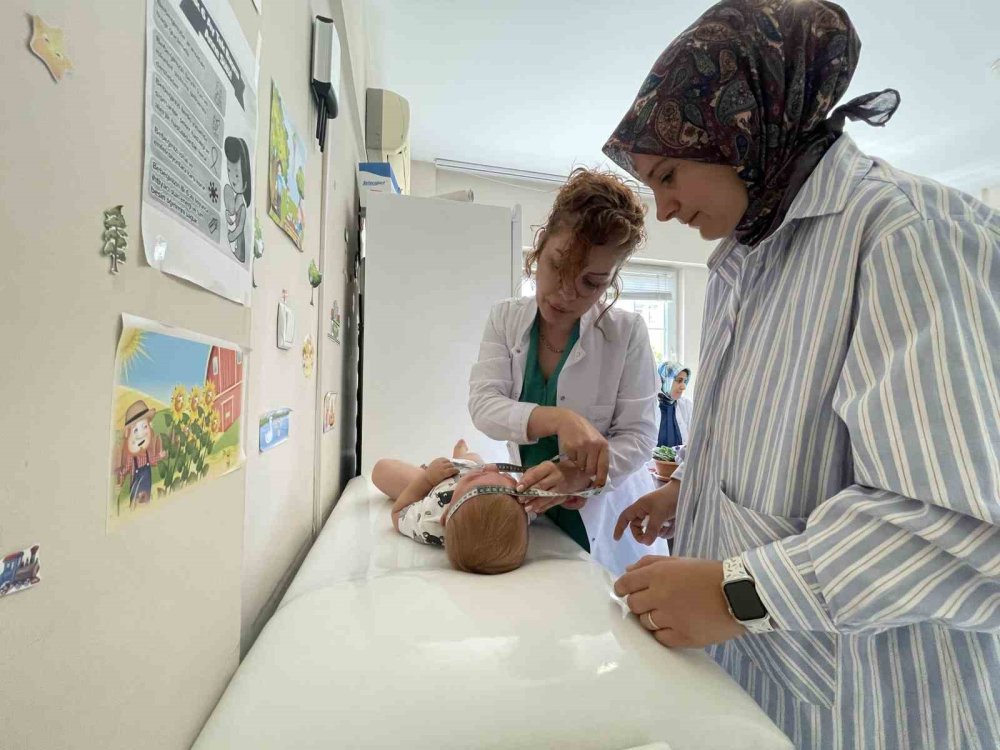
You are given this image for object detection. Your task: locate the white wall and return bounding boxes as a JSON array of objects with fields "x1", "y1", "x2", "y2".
[
  {"x1": 411, "y1": 160, "x2": 713, "y2": 381},
  {"x1": 0, "y1": 1, "x2": 368, "y2": 747},
  {"x1": 239, "y1": 0, "x2": 368, "y2": 655}
]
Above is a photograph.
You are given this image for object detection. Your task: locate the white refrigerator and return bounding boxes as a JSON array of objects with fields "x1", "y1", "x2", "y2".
[{"x1": 358, "y1": 192, "x2": 522, "y2": 474}]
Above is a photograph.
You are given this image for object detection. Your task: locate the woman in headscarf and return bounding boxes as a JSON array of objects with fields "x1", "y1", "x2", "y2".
[
  {"x1": 609, "y1": 2, "x2": 1000, "y2": 748},
  {"x1": 656, "y1": 361, "x2": 692, "y2": 448}
]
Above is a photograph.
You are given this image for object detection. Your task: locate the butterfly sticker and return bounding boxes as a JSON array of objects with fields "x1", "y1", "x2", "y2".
[{"x1": 29, "y1": 15, "x2": 73, "y2": 82}]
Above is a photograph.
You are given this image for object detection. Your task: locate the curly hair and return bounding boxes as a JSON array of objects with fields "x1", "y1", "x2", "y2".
[{"x1": 524, "y1": 168, "x2": 647, "y2": 316}]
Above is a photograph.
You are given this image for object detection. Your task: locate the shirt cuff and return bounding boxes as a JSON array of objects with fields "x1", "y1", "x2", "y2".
[
  {"x1": 512, "y1": 402, "x2": 539, "y2": 446},
  {"x1": 741, "y1": 532, "x2": 836, "y2": 632}
]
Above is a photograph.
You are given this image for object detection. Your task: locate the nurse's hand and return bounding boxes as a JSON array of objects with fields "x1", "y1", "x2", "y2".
[
  {"x1": 557, "y1": 409, "x2": 609, "y2": 487},
  {"x1": 518, "y1": 459, "x2": 591, "y2": 513},
  {"x1": 614, "y1": 556, "x2": 744, "y2": 648},
  {"x1": 614, "y1": 480, "x2": 679, "y2": 544}
]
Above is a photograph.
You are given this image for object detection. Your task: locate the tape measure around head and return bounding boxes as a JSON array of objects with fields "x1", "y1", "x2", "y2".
[
  {"x1": 448, "y1": 458, "x2": 530, "y2": 474},
  {"x1": 446, "y1": 481, "x2": 605, "y2": 521},
  {"x1": 449, "y1": 455, "x2": 580, "y2": 476}
]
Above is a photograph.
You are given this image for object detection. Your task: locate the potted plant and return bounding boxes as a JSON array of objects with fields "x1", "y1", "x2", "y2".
[{"x1": 652, "y1": 445, "x2": 679, "y2": 480}]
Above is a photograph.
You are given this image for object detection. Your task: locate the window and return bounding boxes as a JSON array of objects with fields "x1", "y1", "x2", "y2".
[
  {"x1": 615, "y1": 264, "x2": 679, "y2": 364},
  {"x1": 212, "y1": 356, "x2": 219, "y2": 376},
  {"x1": 236, "y1": 351, "x2": 243, "y2": 365},
  {"x1": 520, "y1": 255, "x2": 679, "y2": 364}
]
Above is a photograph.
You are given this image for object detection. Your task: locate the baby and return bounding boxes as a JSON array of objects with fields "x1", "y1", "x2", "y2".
[{"x1": 372, "y1": 440, "x2": 531, "y2": 574}]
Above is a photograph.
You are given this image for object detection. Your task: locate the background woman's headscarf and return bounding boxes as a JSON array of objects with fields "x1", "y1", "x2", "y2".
[
  {"x1": 603, "y1": 0, "x2": 900, "y2": 247},
  {"x1": 658, "y1": 361, "x2": 691, "y2": 403}
]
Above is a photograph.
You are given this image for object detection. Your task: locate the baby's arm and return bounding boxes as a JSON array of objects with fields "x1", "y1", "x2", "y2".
[
  {"x1": 391, "y1": 473, "x2": 435, "y2": 531},
  {"x1": 390, "y1": 458, "x2": 457, "y2": 531}
]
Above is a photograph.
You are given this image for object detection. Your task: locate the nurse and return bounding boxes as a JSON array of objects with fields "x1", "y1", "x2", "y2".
[{"x1": 469, "y1": 168, "x2": 666, "y2": 574}]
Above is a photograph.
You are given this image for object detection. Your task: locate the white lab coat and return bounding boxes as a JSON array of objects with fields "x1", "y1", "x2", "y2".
[
  {"x1": 469, "y1": 297, "x2": 667, "y2": 575},
  {"x1": 676, "y1": 396, "x2": 693, "y2": 443}
]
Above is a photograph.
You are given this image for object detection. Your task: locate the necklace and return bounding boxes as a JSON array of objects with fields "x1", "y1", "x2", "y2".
[{"x1": 539, "y1": 329, "x2": 567, "y2": 354}]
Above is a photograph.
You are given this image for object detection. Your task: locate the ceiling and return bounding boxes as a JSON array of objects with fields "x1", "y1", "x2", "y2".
[{"x1": 366, "y1": 0, "x2": 1000, "y2": 194}]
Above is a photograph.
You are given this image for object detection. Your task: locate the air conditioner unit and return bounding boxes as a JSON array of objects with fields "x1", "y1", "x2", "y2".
[{"x1": 365, "y1": 88, "x2": 410, "y2": 194}]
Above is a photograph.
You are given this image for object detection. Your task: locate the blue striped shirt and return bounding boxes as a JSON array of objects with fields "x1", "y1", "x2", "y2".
[{"x1": 672, "y1": 135, "x2": 1000, "y2": 749}]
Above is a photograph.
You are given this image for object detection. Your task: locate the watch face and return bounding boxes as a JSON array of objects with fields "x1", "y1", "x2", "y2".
[{"x1": 723, "y1": 579, "x2": 768, "y2": 621}]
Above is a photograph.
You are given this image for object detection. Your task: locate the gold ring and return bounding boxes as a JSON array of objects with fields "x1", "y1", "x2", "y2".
[{"x1": 644, "y1": 611, "x2": 660, "y2": 630}]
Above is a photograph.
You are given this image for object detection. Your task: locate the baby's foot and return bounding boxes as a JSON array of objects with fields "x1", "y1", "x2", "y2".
[{"x1": 453, "y1": 439, "x2": 469, "y2": 458}]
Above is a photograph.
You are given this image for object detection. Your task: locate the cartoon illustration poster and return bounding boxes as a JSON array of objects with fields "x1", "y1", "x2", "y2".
[
  {"x1": 267, "y1": 81, "x2": 307, "y2": 249},
  {"x1": 108, "y1": 315, "x2": 246, "y2": 530},
  {"x1": 141, "y1": 0, "x2": 258, "y2": 305}
]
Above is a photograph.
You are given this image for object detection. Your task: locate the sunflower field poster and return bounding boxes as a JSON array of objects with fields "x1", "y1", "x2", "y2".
[{"x1": 108, "y1": 314, "x2": 246, "y2": 530}]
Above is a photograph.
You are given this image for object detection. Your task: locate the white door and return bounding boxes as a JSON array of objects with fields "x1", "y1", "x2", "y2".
[{"x1": 361, "y1": 192, "x2": 514, "y2": 473}]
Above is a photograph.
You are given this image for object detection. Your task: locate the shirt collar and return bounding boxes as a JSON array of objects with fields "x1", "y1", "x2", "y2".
[
  {"x1": 516, "y1": 296, "x2": 597, "y2": 353},
  {"x1": 708, "y1": 134, "x2": 873, "y2": 272}
]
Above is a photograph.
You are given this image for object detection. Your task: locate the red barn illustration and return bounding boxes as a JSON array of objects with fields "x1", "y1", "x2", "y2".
[{"x1": 205, "y1": 346, "x2": 244, "y2": 432}]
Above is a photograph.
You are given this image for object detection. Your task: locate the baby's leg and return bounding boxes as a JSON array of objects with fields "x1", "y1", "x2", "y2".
[
  {"x1": 371, "y1": 459, "x2": 423, "y2": 500},
  {"x1": 453, "y1": 439, "x2": 483, "y2": 465}
]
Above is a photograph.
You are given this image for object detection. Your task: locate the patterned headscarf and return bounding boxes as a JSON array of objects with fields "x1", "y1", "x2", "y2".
[
  {"x1": 658, "y1": 361, "x2": 691, "y2": 403},
  {"x1": 603, "y1": 0, "x2": 900, "y2": 247}
]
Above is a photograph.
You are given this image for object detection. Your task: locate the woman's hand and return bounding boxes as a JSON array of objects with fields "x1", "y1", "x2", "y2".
[
  {"x1": 422, "y1": 457, "x2": 459, "y2": 486},
  {"x1": 556, "y1": 409, "x2": 610, "y2": 487},
  {"x1": 614, "y1": 480, "x2": 680, "y2": 544},
  {"x1": 517, "y1": 459, "x2": 592, "y2": 513},
  {"x1": 614, "y1": 556, "x2": 745, "y2": 648}
]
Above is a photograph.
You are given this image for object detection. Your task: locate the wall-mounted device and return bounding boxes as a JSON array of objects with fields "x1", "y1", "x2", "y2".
[
  {"x1": 366, "y1": 88, "x2": 411, "y2": 194},
  {"x1": 277, "y1": 291, "x2": 295, "y2": 349},
  {"x1": 311, "y1": 16, "x2": 341, "y2": 152}
]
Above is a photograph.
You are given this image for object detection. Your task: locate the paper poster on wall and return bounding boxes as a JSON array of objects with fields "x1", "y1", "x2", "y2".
[
  {"x1": 322, "y1": 392, "x2": 337, "y2": 433},
  {"x1": 108, "y1": 314, "x2": 246, "y2": 530},
  {"x1": 141, "y1": 0, "x2": 258, "y2": 305},
  {"x1": 0, "y1": 545, "x2": 41, "y2": 600},
  {"x1": 259, "y1": 408, "x2": 291, "y2": 452},
  {"x1": 267, "y1": 81, "x2": 307, "y2": 249}
]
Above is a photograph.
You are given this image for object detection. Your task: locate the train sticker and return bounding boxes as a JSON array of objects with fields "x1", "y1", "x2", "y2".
[{"x1": 0, "y1": 544, "x2": 41, "y2": 600}]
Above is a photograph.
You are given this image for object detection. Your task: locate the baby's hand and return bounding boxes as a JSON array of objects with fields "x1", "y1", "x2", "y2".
[{"x1": 423, "y1": 457, "x2": 459, "y2": 485}]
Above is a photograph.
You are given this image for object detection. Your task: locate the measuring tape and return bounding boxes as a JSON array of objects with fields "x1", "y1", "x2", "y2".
[
  {"x1": 446, "y1": 458, "x2": 604, "y2": 497},
  {"x1": 439, "y1": 458, "x2": 605, "y2": 521}
]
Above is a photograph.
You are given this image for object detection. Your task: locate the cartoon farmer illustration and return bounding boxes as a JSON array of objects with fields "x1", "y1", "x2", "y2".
[{"x1": 116, "y1": 400, "x2": 166, "y2": 508}]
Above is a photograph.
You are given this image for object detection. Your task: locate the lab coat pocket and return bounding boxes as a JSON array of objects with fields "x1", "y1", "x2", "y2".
[
  {"x1": 716, "y1": 483, "x2": 836, "y2": 709},
  {"x1": 586, "y1": 404, "x2": 615, "y2": 435}
]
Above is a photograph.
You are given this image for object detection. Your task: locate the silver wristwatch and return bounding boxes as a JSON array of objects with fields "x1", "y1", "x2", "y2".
[{"x1": 722, "y1": 556, "x2": 774, "y2": 634}]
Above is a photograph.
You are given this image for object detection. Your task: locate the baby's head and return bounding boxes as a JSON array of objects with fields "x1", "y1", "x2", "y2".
[{"x1": 443, "y1": 466, "x2": 528, "y2": 575}]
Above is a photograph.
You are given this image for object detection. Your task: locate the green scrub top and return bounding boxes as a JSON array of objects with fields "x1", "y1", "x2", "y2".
[{"x1": 518, "y1": 315, "x2": 589, "y2": 552}]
